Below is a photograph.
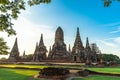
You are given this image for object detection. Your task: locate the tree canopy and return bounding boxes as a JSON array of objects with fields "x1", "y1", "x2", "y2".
[
  {"x1": 101, "y1": 53, "x2": 120, "y2": 63},
  {"x1": 1, "y1": 0, "x2": 120, "y2": 36},
  {"x1": 1, "y1": 0, "x2": 119, "y2": 55},
  {"x1": 0, "y1": 0, "x2": 51, "y2": 55},
  {"x1": 0, "y1": 37, "x2": 9, "y2": 55},
  {"x1": 104, "y1": 0, "x2": 120, "y2": 7},
  {"x1": 0, "y1": 0, "x2": 51, "y2": 36}
]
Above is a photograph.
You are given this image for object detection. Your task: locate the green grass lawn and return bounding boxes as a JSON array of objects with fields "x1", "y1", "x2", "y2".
[
  {"x1": 0, "y1": 64, "x2": 120, "y2": 74},
  {"x1": 1, "y1": 64, "x2": 120, "y2": 74},
  {"x1": 72, "y1": 75, "x2": 120, "y2": 80},
  {"x1": 0, "y1": 64, "x2": 47, "y2": 69},
  {"x1": 0, "y1": 64, "x2": 84, "y2": 69},
  {"x1": 0, "y1": 68, "x2": 39, "y2": 80},
  {"x1": 1, "y1": 64, "x2": 120, "y2": 80},
  {"x1": 88, "y1": 68, "x2": 120, "y2": 74}
]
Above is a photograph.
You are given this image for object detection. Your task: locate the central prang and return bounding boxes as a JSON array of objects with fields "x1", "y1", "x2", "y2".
[{"x1": 48, "y1": 27, "x2": 70, "y2": 61}]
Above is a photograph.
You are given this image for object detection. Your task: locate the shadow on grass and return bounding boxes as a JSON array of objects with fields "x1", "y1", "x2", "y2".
[{"x1": 0, "y1": 68, "x2": 38, "y2": 80}]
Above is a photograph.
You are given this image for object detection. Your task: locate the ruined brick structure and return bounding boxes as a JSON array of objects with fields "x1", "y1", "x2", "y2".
[
  {"x1": 33, "y1": 34, "x2": 47, "y2": 61},
  {"x1": 8, "y1": 38, "x2": 19, "y2": 62},
  {"x1": 9, "y1": 27, "x2": 101, "y2": 63},
  {"x1": 48, "y1": 27, "x2": 70, "y2": 61}
]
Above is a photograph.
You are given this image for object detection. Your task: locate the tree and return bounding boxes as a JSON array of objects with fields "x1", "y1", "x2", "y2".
[
  {"x1": 26, "y1": 54, "x2": 33, "y2": 60},
  {"x1": 0, "y1": 57, "x2": 7, "y2": 60},
  {"x1": 104, "y1": 0, "x2": 120, "y2": 7},
  {"x1": 0, "y1": 0, "x2": 51, "y2": 36},
  {"x1": 0, "y1": 0, "x2": 51, "y2": 55},
  {"x1": 101, "y1": 54, "x2": 120, "y2": 63},
  {"x1": 0, "y1": 37, "x2": 9, "y2": 55}
]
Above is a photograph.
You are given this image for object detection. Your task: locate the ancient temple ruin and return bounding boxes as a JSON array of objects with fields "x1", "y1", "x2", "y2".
[
  {"x1": 8, "y1": 38, "x2": 20, "y2": 62},
  {"x1": 71, "y1": 27, "x2": 85, "y2": 62},
  {"x1": 48, "y1": 27, "x2": 70, "y2": 61},
  {"x1": 9, "y1": 27, "x2": 101, "y2": 63},
  {"x1": 33, "y1": 34, "x2": 47, "y2": 61}
]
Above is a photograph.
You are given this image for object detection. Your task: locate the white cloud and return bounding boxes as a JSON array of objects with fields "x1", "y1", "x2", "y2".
[
  {"x1": 102, "y1": 22, "x2": 120, "y2": 27},
  {"x1": 109, "y1": 29, "x2": 120, "y2": 33},
  {"x1": 114, "y1": 37, "x2": 120, "y2": 44},
  {"x1": 98, "y1": 40, "x2": 117, "y2": 47},
  {"x1": 109, "y1": 27, "x2": 120, "y2": 33},
  {"x1": 14, "y1": 16, "x2": 54, "y2": 54},
  {"x1": 97, "y1": 39, "x2": 120, "y2": 57}
]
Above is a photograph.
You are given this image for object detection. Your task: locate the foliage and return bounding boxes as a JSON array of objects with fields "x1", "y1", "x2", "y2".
[
  {"x1": 0, "y1": 0, "x2": 51, "y2": 36},
  {"x1": 1, "y1": 0, "x2": 120, "y2": 36},
  {"x1": 26, "y1": 54, "x2": 33, "y2": 60},
  {"x1": 0, "y1": 57, "x2": 7, "y2": 60},
  {"x1": 0, "y1": 37, "x2": 9, "y2": 55},
  {"x1": 0, "y1": 68, "x2": 38, "y2": 80},
  {"x1": 104, "y1": 0, "x2": 120, "y2": 7},
  {"x1": 28, "y1": 0, "x2": 51, "y2": 6},
  {"x1": 101, "y1": 54, "x2": 120, "y2": 63}
]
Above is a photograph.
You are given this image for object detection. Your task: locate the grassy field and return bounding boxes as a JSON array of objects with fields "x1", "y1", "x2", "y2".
[
  {"x1": 72, "y1": 75, "x2": 120, "y2": 80},
  {"x1": 1, "y1": 64, "x2": 120, "y2": 80},
  {"x1": 0, "y1": 68, "x2": 39, "y2": 80},
  {"x1": 0, "y1": 64, "x2": 120, "y2": 80},
  {"x1": 0, "y1": 64, "x2": 47, "y2": 69},
  {"x1": 0, "y1": 64, "x2": 84, "y2": 69},
  {"x1": 88, "y1": 67, "x2": 120, "y2": 74},
  {"x1": 1, "y1": 64, "x2": 120, "y2": 74}
]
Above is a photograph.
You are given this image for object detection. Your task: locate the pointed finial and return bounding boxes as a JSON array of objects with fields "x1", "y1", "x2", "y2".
[
  {"x1": 49, "y1": 46, "x2": 51, "y2": 52},
  {"x1": 13, "y1": 37, "x2": 19, "y2": 51},
  {"x1": 77, "y1": 27, "x2": 79, "y2": 33},
  {"x1": 68, "y1": 44, "x2": 71, "y2": 52},
  {"x1": 36, "y1": 42, "x2": 39, "y2": 48},
  {"x1": 15, "y1": 37, "x2": 17, "y2": 41},
  {"x1": 58, "y1": 26, "x2": 61, "y2": 28},
  {"x1": 39, "y1": 34, "x2": 44, "y2": 46},
  {"x1": 23, "y1": 50, "x2": 25, "y2": 56},
  {"x1": 9, "y1": 37, "x2": 19, "y2": 61},
  {"x1": 40, "y1": 34, "x2": 43, "y2": 43},
  {"x1": 15, "y1": 37, "x2": 18, "y2": 45},
  {"x1": 86, "y1": 37, "x2": 90, "y2": 48},
  {"x1": 34, "y1": 42, "x2": 39, "y2": 55},
  {"x1": 48, "y1": 46, "x2": 52, "y2": 58},
  {"x1": 76, "y1": 27, "x2": 80, "y2": 36},
  {"x1": 48, "y1": 46, "x2": 52, "y2": 54},
  {"x1": 76, "y1": 27, "x2": 80, "y2": 38},
  {"x1": 74, "y1": 27, "x2": 83, "y2": 46}
]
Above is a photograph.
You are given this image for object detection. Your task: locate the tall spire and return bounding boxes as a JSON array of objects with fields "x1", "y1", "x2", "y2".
[
  {"x1": 34, "y1": 42, "x2": 39, "y2": 54},
  {"x1": 68, "y1": 44, "x2": 71, "y2": 53},
  {"x1": 86, "y1": 37, "x2": 90, "y2": 48},
  {"x1": 23, "y1": 50, "x2": 25, "y2": 56},
  {"x1": 39, "y1": 34, "x2": 44, "y2": 47},
  {"x1": 74, "y1": 27, "x2": 83, "y2": 46},
  {"x1": 9, "y1": 37, "x2": 19, "y2": 62},
  {"x1": 49, "y1": 46, "x2": 52, "y2": 53},
  {"x1": 85, "y1": 37, "x2": 92, "y2": 63},
  {"x1": 55, "y1": 26, "x2": 64, "y2": 42},
  {"x1": 22, "y1": 50, "x2": 26, "y2": 59},
  {"x1": 12, "y1": 38, "x2": 19, "y2": 51},
  {"x1": 33, "y1": 42, "x2": 39, "y2": 61},
  {"x1": 48, "y1": 46, "x2": 52, "y2": 58}
]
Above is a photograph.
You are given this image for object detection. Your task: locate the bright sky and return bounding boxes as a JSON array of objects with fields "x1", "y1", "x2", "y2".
[{"x1": 1, "y1": 0, "x2": 120, "y2": 58}]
